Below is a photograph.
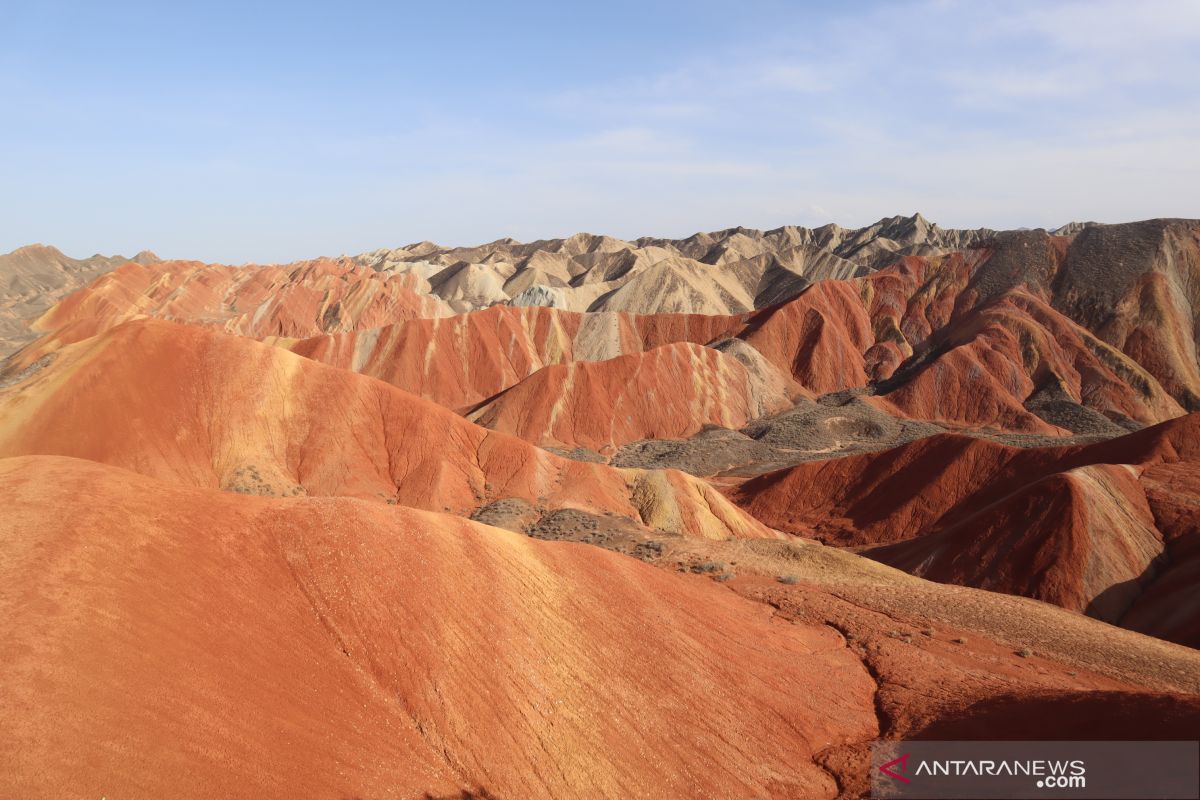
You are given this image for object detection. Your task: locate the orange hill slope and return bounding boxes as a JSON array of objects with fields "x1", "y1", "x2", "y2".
[
  {"x1": 9, "y1": 220, "x2": 1196, "y2": 439},
  {"x1": 730, "y1": 415, "x2": 1200, "y2": 645},
  {"x1": 865, "y1": 464, "x2": 1164, "y2": 623},
  {"x1": 0, "y1": 318, "x2": 771, "y2": 540},
  {"x1": 468, "y1": 341, "x2": 792, "y2": 450},
  {"x1": 739, "y1": 248, "x2": 1184, "y2": 434},
  {"x1": 30, "y1": 258, "x2": 451, "y2": 341},
  {"x1": 737, "y1": 221, "x2": 1200, "y2": 420},
  {"x1": 0, "y1": 455, "x2": 874, "y2": 799},
  {"x1": 281, "y1": 241, "x2": 1189, "y2": 437},
  {"x1": 285, "y1": 304, "x2": 749, "y2": 412},
  {"x1": 5, "y1": 456, "x2": 1200, "y2": 799},
  {"x1": 732, "y1": 415, "x2": 1199, "y2": 545}
]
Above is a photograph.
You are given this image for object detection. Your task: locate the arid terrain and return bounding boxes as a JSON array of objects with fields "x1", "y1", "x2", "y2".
[{"x1": 2, "y1": 215, "x2": 1199, "y2": 798}]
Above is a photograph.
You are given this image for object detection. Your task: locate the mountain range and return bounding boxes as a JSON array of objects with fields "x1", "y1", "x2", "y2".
[{"x1": 1, "y1": 214, "x2": 1198, "y2": 799}]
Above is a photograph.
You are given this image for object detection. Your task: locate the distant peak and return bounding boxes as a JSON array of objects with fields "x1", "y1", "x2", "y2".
[
  {"x1": 9, "y1": 243, "x2": 65, "y2": 257},
  {"x1": 1051, "y1": 221, "x2": 1097, "y2": 236}
]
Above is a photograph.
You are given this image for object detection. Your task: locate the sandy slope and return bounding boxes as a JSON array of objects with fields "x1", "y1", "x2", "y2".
[
  {"x1": 0, "y1": 455, "x2": 872, "y2": 799},
  {"x1": 0, "y1": 318, "x2": 773, "y2": 541}
]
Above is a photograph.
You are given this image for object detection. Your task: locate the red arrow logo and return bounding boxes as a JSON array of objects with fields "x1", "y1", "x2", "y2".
[{"x1": 880, "y1": 753, "x2": 911, "y2": 783}]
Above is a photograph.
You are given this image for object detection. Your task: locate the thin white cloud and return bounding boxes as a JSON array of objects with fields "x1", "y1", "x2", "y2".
[{"x1": 1008, "y1": 0, "x2": 1200, "y2": 51}]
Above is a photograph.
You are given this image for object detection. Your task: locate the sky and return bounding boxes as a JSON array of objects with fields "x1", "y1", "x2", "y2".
[{"x1": 2, "y1": 0, "x2": 1198, "y2": 263}]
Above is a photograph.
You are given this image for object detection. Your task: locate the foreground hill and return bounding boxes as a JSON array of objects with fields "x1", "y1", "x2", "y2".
[
  {"x1": 3, "y1": 455, "x2": 1199, "y2": 799},
  {"x1": 0, "y1": 456, "x2": 873, "y2": 798}
]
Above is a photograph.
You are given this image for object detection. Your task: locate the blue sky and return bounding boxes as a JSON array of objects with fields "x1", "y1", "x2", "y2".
[{"x1": 2, "y1": 0, "x2": 1198, "y2": 262}]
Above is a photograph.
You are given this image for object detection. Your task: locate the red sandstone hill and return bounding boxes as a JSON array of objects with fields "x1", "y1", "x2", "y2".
[
  {"x1": 30, "y1": 258, "x2": 451, "y2": 341},
  {"x1": 1049, "y1": 220, "x2": 1200, "y2": 409},
  {"x1": 5, "y1": 219, "x2": 1196, "y2": 443},
  {"x1": 284, "y1": 304, "x2": 749, "y2": 412},
  {"x1": 0, "y1": 318, "x2": 771, "y2": 541},
  {"x1": 14, "y1": 263, "x2": 1169, "y2": 439},
  {"x1": 2, "y1": 217, "x2": 1200, "y2": 798},
  {"x1": 291, "y1": 238, "x2": 1189, "y2": 438},
  {"x1": 738, "y1": 247, "x2": 1185, "y2": 434},
  {"x1": 4, "y1": 455, "x2": 1200, "y2": 799},
  {"x1": 335, "y1": 219, "x2": 1200, "y2": 435},
  {"x1": 0, "y1": 455, "x2": 874, "y2": 799},
  {"x1": 730, "y1": 415, "x2": 1200, "y2": 646},
  {"x1": 467, "y1": 341, "x2": 792, "y2": 450}
]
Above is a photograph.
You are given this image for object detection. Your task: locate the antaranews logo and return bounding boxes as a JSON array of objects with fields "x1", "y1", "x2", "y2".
[
  {"x1": 870, "y1": 741, "x2": 1198, "y2": 799},
  {"x1": 878, "y1": 753, "x2": 910, "y2": 784},
  {"x1": 879, "y1": 752, "x2": 1086, "y2": 789}
]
